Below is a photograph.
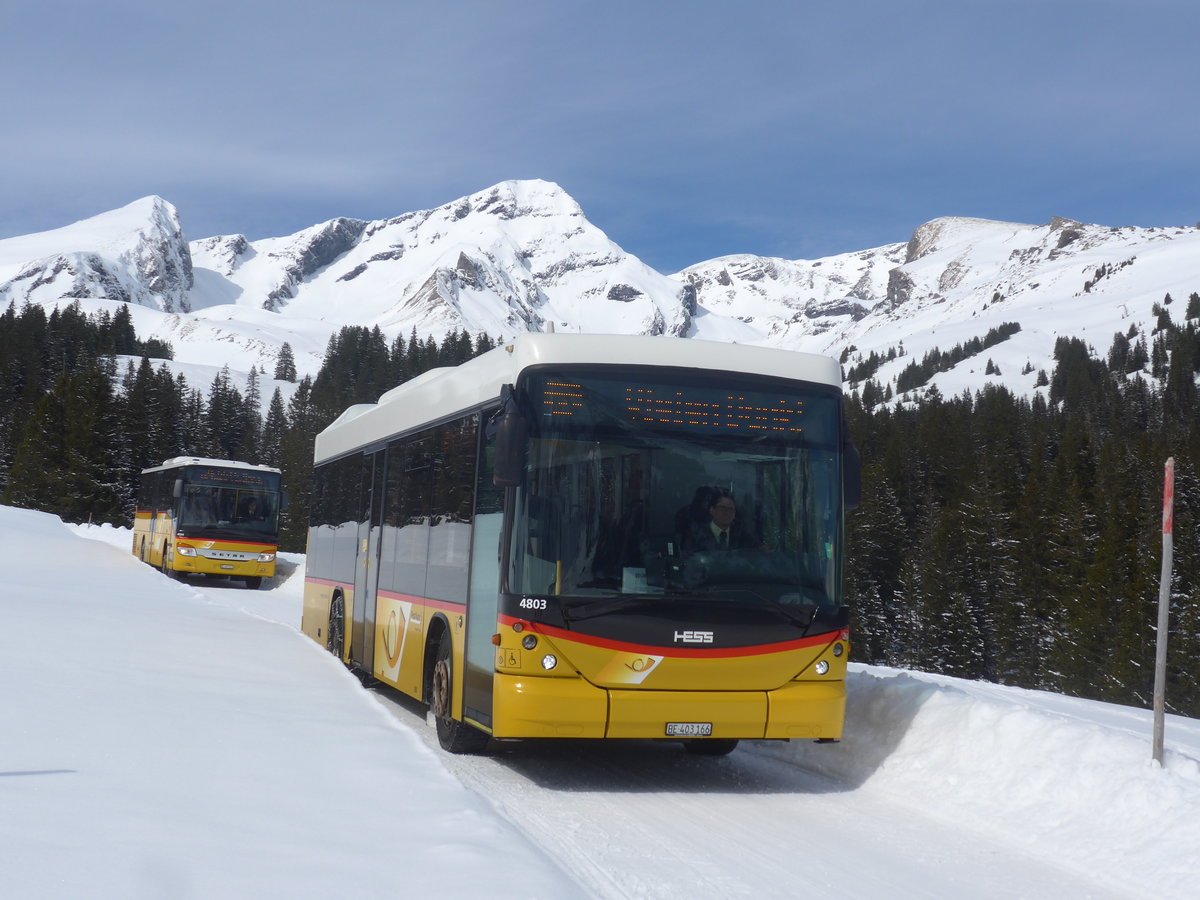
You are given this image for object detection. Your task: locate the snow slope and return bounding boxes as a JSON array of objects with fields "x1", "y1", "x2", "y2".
[{"x1": 5, "y1": 507, "x2": 1199, "y2": 898}]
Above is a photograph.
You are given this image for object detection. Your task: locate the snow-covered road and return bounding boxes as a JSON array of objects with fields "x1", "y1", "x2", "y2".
[
  {"x1": 372, "y1": 690, "x2": 1127, "y2": 899},
  {"x1": 67, "y1": 520, "x2": 1200, "y2": 900}
]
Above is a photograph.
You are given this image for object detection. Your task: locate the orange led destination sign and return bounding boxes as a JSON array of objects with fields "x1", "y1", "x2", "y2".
[
  {"x1": 192, "y1": 467, "x2": 276, "y2": 488},
  {"x1": 538, "y1": 380, "x2": 805, "y2": 434}
]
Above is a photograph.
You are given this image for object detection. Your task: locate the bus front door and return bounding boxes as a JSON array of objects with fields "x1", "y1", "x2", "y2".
[{"x1": 351, "y1": 449, "x2": 385, "y2": 670}]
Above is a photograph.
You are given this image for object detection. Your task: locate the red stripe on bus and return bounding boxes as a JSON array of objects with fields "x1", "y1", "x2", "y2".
[
  {"x1": 498, "y1": 614, "x2": 842, "y2": 659},
  {"x1": 305, "y1": 581, "x2": 467, "y2": 614},
  {"x1": 305, "y1": 576, "x2": 351, "y2": 589},
  {"x1": 375, "y1": 589, "x2": 465, "y2": 611}
]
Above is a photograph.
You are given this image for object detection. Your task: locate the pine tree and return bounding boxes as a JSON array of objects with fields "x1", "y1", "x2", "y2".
[
  {"x1": 108, "y1": 303, "x2": 139, "y2": 355},
  {"x1": 274, "y1": 342, "x2": 298, "y2": 382},
  {"x1": 149, "y1": 363, "x2": 186, "y2": 463},
  {"x1": 118, "y1": 355, "x2": 159, "y2": 491},
  {"x1": 235, "y1": 367, "x2": 264, "y2": 463},
  {"x1": 4, "y1": 377, "x2": 68, "y2": 512},
  {"x1": 1186, "y1": 292, "x2": 1200, "y2": 321},
  {"x1": 4, "y1": 365, "x2": 128, "y2": 523},
  {"x1": 204, "y1": 366, "x2": 245, "y2": 459},
  {"x1": 1005, "y1": 433, "x2": 1063, "y2": 688},
  {"x1": 1163, "y1": 329, "x2": 1198, "y2": 437},
  {"x1": 310, "y1": 325, "x2": 393, "y2": 419},
  {"x1": 389, "y1": 333, "x2": 407, "y2": 385},
  {"x1": 845, "y1": 469, "x2": 906, "y2": 663},
  {"x1": 278, "y1": 376, "x2": 322, "y2": 551},
  {"x1": 1151, "y1": 334, "x2": 1169, "y2": 380},
  {"x1": 261, "y1": 387, "x2": 287, "y2": 468},
  {"x1": 178, "y1": 379, "x2": 207, "y2": 456},
  {"x1": 61, "y1": 364, "x2": 129, "y2": 522}
]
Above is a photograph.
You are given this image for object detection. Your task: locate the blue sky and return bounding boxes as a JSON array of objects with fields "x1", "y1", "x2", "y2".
[{"x1": 3, "y1": 0, "x2": 1198, "y2": 273}]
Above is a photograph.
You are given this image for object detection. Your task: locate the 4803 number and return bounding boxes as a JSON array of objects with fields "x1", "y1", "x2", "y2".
[{"x1": 519, "y1": 597, "x2": 548, "y2": 610}]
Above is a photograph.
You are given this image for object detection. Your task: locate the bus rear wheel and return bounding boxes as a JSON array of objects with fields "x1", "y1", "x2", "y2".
[
  {"x1": 430, "y1": 631, "x2": 488, "y2": 754},
  {"x1": 683, "y1": 739, "x2": 739, "y2": 756},
  {"x1": 326, "y1": 594, "x2": 345, "y2": 661}
]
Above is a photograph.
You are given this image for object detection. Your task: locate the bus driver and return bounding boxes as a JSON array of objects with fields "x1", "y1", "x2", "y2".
[{"x1": 681, "y1": 489, "x2": 755, "y2": 553}]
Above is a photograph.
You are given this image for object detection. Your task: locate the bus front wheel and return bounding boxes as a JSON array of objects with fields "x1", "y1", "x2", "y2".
[
  {"x1": 430, "y1": 631, "x2": 488, "y2": 754},
  {"x1": 161, "y1": 547, "x2": 178, "y2": 581},
  {"x1": 243, "y1": 576, "x2": 263, "y2": 590}
]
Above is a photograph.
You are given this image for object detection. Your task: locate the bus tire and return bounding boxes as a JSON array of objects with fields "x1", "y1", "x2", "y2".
[
  {"x1": 161, "y1": 546, "x2": 178, "y2": 580},
  {"x1": 682, "y1": 739, "x2": 739, "y2": 756},
  {"x1": 430, "y1": 631, "x2": 488, "y2": 754},
  {"x1": 326, "y1": 594, "x2": 345, "y2": 661},
  {"x1": 243, "y1": 576, "x2": 263, "y2": 590}
]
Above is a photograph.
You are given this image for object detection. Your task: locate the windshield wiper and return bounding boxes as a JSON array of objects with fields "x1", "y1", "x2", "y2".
[
  {"x1": 766, "y1": 596, "x2": 821, "y2": 631},
  {"x1": 560, "y1": 589, "x2": 825, "y2": 632},
  {"x1": 561, "y1": 594, "x2": 665, "y2": 622},
  {"x1": 689, "y1": 585, "x2": 821, "y2": 630}
]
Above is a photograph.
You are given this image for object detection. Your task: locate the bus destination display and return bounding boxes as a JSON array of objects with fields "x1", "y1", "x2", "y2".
[
  {"x1": 538, "y1": 379, "x2": 806, "y2": 435},
  {"x1": 191, "y1": 467, "x2": 276, "y2": 489}
]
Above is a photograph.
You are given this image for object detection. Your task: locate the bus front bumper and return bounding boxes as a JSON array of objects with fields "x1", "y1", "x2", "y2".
[
  {"x1": 173, "y1": 553, "x2": 275, "y2": 579},
  {"x1": 489, "y1": 674, "x2": 844, "y2": 741}
]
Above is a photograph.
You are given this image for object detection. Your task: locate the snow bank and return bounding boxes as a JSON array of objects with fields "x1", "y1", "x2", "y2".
[
  {"x1": 0, "y1": 506, "x2": 582, "y2": 899},
  {"x1": 768, "y1": 666, "x2": 1200, "y2": 898}
]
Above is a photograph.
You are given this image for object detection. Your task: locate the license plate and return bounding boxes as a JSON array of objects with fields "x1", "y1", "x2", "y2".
[{"x1": 665, "y1": 722, "x2": 712, "y2": 737}]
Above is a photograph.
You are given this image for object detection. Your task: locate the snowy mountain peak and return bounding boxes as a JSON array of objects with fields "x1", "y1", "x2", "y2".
[
  {"x1": 186, "y1": 178, "x2": 689, "y2": 348},
  {"x1": 0, "y1": 195, "x2": 193, "y2": 312},
  {"x1": 446, "y1": 178, "x2": 586, "y2": 222},
  {"x1": 903, "y1": 216, "x2": 1034, "y2": 263}
]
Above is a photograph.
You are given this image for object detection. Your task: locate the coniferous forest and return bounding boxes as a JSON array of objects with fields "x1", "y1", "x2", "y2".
[
  {"x1": 2, "y1": 298, "x2": 1197, "y2": 716},
  {"x1": 0, "y1": 301, "x2": 495, "y2": 551}
]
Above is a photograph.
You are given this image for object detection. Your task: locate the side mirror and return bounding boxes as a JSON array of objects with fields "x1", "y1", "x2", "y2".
[
  {"x1": 493, "y1": 385, "x2": 528, "y2": 487},
  {"x1": 173, "y1": 478, "x2": 183, "y2": 499}
]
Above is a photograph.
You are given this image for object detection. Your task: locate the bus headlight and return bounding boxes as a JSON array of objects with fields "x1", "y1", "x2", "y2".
[
  {"x1": 815, "y1": 660, "x2": 830, "y2": 675},
  {"x1": 257, "y1": 552, "x2": 276, "y2": 562},
  {"x1": 541, "y1": 654, "x2": 558, "y2": 671},
  {"x1": 176, "y1": 546, "x2": 197, "y2": 557}
]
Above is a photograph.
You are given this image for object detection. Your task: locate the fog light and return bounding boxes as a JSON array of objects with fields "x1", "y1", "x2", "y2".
[
  {"x1": 815, "y1": 660, "x2": 830, "y2": 675},
  {"x1": 522, "y1": 634, "x2": 538, "y2": 650},
  {"x1": 541, "y1": 654, "x2": 558, "y2": 671},
  {"x1": 832, "y1": 643, "x2": 844, "y2": 657}
]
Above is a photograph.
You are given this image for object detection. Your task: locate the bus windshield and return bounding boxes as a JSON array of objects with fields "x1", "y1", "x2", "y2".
[
  {"x1": 176, "y1": 466, "x2": 282, "y2": 541},
  {"x1": 506, "y1": 369, "x2": 844, "y2": 610}
]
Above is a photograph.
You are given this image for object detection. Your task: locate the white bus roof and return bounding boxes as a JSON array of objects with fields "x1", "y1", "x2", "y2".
[
  {"x1": 314, "y1": 333, "x2": 843, "y2": 465},
  {"x1": 140, "y1": 457, "x2": 282, "y2": 476}
]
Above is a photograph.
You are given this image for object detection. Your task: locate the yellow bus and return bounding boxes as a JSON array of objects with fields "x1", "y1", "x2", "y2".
[
  {"x1": 302, "y1": 334, "x2": 860, "y2": 754},
  {"x1": 133, "y1": 457, "x2": 284, "y2": 589}
]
